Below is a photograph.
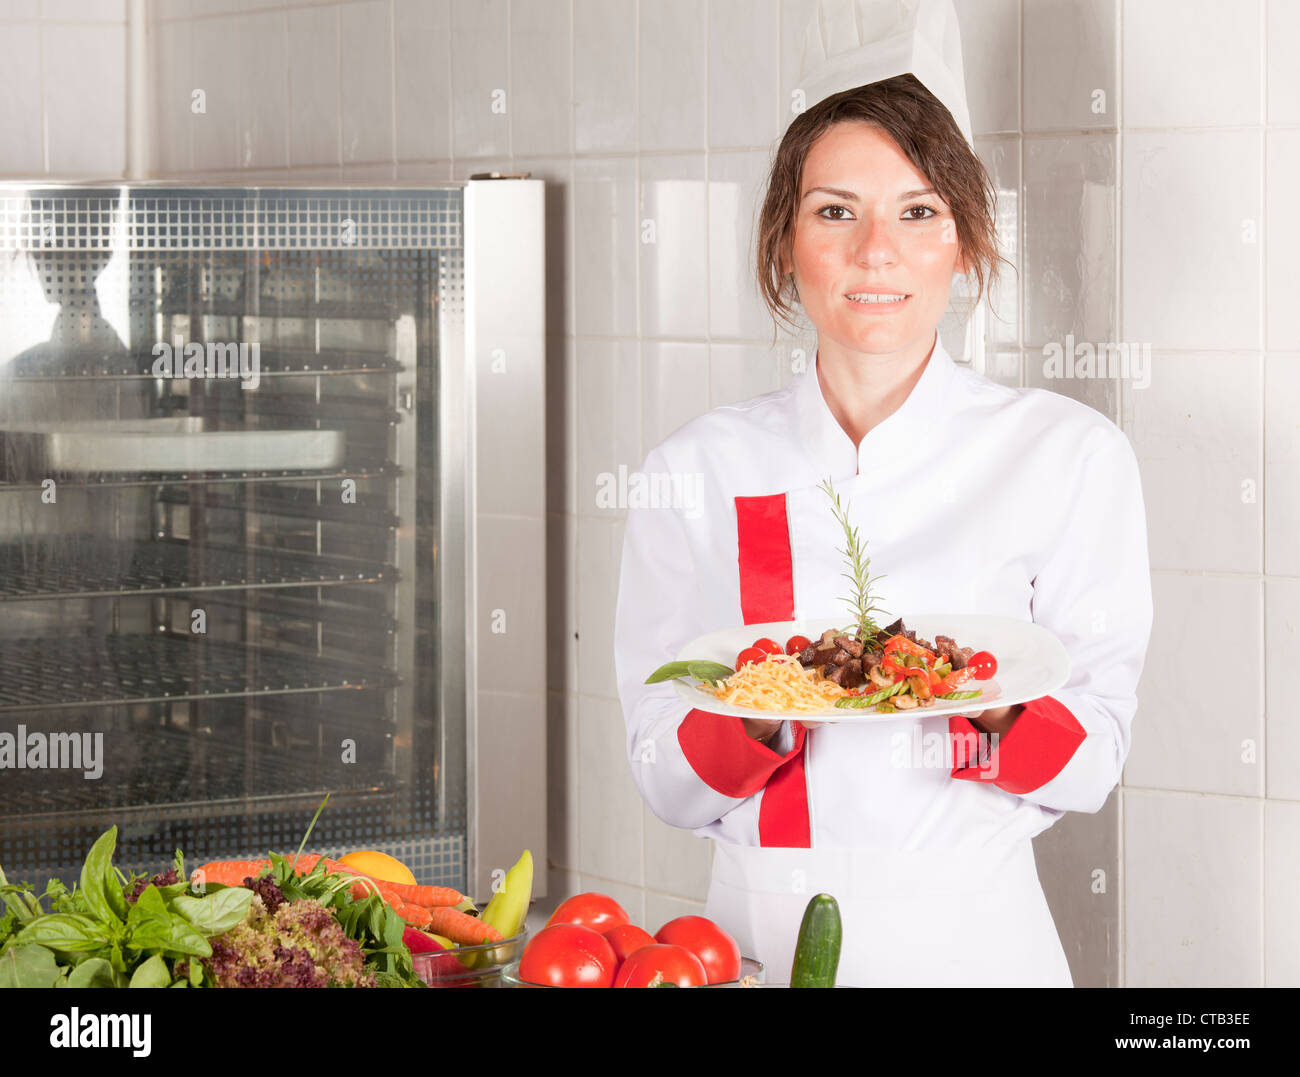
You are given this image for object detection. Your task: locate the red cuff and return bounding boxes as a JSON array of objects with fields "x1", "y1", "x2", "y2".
[
  {"x1": 678, "y1": 709, "x2": 807, "y2": 798},
  {"x1": 949, "y1": 695, "x2": 1086, "y2": 795}
]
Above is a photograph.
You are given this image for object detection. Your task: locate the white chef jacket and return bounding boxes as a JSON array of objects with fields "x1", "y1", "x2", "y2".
[{"x1": 612, "y1": 331, "x2": 1153, "y2": 986}]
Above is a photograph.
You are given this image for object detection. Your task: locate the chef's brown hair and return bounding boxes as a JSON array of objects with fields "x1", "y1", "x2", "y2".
[{"x1": 757, "y1": 74, "x2": 1006, "y2": 336}]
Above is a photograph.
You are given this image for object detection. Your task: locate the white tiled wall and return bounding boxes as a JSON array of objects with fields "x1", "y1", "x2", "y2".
[
  {"x1": 0, "y1": 0, "x2": 128, "y2": 178},
  {"x1": 1118, "y1": 0, "x2": 1293, "y2": 988},
  {"x1": 5, "y1": 0, "x2": 1290, "y2": 986}
]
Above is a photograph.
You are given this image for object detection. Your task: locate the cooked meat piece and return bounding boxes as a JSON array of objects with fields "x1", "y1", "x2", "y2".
[
  {"x1": 825, "y1": 661, "x2": 866, "y2": 688},
  {"x1": 813, "y1": 644, "x2": 840, "y2": 665},
  {"x1": 882, "y1": 617, "x2": 906, "y2": 638},
  {"x1": 798, "y1": 644, "x2": 818, "y2": 666},
  {"x1": 915, "y1": 635, "x2": 936, "y2": 653},
  {"x1": 828, "y1": 647, "x2": 854, "y2": 667},
  {"x1": 820, "y1": 627, "x2": 840, "y2": 644},
  {"x1": 932, "y1": 634, "x2": 974, "y2": 670},
  {"x1": 834, "y1": 636, "x2": 865, "y2": 658}
]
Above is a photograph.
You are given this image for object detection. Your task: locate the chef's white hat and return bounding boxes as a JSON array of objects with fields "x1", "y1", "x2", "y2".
[{"x1": 794, "y1": 0, "x2": 974, "y2": 147}]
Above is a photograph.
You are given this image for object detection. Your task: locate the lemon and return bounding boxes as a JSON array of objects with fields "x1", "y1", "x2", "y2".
[{"x1": 338, "y1": 849, "x2": 417, "y2": 886}]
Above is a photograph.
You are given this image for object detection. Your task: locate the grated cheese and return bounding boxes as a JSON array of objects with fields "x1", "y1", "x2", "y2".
[{"x1": 711, "y1": 653, "x2": 847, "y2": 713}]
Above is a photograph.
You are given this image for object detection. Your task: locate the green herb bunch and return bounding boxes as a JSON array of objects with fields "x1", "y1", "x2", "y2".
[
  {"x1": 0, "y1": 828, "x2": 253, "y2": 988},
  {"x1": 818, "y1": 477, "x2": 888, "y2": 646},
  {"x1": 0, "y1": 795, "x2": 423, "y2": 989}
]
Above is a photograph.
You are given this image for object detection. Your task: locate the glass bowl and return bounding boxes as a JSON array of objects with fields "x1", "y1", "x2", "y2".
[
  {"x1": 411, "y1": 925, "x2": 530, "y2": 988},
  {"x1": 499, "y1": 954, "x2": 765, "y2": 988}
]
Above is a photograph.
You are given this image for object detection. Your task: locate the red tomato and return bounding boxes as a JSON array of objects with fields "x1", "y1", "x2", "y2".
[
  {"x1": 785, "y1": 634, "x2": 812, "y2": 655},
  {"x1": 751, "y1": 637, "x2": 783, "y2": 656},
  {"x1": 544, "y1": 892, "x2": 631, "y2": 933},
  {"x1": 519, "y1": 924, "x2": 618, "y2": 988},
  {"x1": 603, "y1": 922, "x2": 656, "y2": 965},
  {"x1": 966, "y1": 651, "x2": 998, "y2": 680},
  {"x1": 654, "y1": 916, "x2": 741, "y2": 985},
  {"x1": 736, "y1": 646, "x2": 766, "y2": 670},
  {"x1": 614, "y1": 944, "x2": 708, "y2": 988}
]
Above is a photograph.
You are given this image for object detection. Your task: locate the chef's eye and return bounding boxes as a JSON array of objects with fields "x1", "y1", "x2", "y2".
[
  {"x1": 815, "y1": 204, "x2": 854, "y2": 220},
  {"x1": 903, "y1": 204, "x2": 939, "y2": 220}
]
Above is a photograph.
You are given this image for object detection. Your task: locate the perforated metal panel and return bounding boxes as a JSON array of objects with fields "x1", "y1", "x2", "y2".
[{"x1": 0, "y1": 186, "x2": 468, "y2": 894}]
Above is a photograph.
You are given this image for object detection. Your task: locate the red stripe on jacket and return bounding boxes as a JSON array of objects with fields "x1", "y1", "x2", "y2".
[{"x1": 676, "y1": 492, "x2": 811, "y2": 847}]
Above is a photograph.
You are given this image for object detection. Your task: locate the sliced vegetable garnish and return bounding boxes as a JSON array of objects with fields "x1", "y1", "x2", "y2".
[
  {"x1": 834, "y1": 681, "x2": 905, "y2": 708},
  {"x1": 938, "y1": 689, "x2": 982, "y2": 700}
]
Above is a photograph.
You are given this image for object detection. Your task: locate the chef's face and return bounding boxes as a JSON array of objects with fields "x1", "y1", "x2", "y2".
[{"x1": 783, "y1": 121, "x2": 968, "y2": 362}]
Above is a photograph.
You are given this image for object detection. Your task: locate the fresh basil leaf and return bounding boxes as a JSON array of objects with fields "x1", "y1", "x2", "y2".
[
  {"x1": 686, "y1": 661, "x2": 736, "y2": 686},
  {"x1": 127, "y1": 884, "x2": 170, "y2": 928},
  {"x1": 171, "y1": 888, "x2": 253, "y2": 936},
  {"x1": 16, "y1": 914, "x2": 104, "y2": 953},
  {"x1": 0, "y1": 943, "x2": 65, "y2": 988},
  {"x1": 644, "y1": 661, "x2": 694, "y2": 684},
  {"x1": 130, "y1": 911, "x2": 212, "y2": 959},
  {"x1": 188, "y1": 956, "x2": 205, "y2": 987},
  {"x1": 66, "y1": 957, "x2": 118, "y2": 988},
  {"x1": 78, "y1": 827, "x2": 121, "y2": 927},
  {"x1": 128, "y1": 953, "x2": 170, "y2": 988}
]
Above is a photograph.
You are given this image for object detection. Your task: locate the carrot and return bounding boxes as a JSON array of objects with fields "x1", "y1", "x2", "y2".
[
  {"x1": 192, "y1": 856, "x2": 466, "y2": 914},
  {"x1": 394, "y1": 902, "x2": 433, "y2": 928},
  {"x1": 191, "y1": 860, "x2": 273, "y2": 888},
  {"x1": 377, "y1": 880, "x2": 466, "y2": 908},
  {"x1": 423, "y1": 905, "x2": 503, "y2": 946}
]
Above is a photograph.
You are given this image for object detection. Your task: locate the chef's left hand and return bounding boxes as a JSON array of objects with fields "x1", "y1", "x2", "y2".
[{"x1": 960, "y1": 703, "x2": 1024, "y2": 738}]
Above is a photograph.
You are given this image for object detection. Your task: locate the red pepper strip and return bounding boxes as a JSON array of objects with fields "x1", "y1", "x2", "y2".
[
  {"x1": 934, "y1": 667, "x2": 977, "y2": 694},
  {"x1": 883, "y1": 635, "x2": 938, "y2": 662},
  {"x1": 881, "y1": 651, "x2": 946, "y2": 690}
]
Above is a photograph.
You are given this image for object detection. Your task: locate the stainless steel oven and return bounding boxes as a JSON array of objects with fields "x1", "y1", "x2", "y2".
[{"x1": 0, "y1": 181, "x2": 546, "y2": 900}]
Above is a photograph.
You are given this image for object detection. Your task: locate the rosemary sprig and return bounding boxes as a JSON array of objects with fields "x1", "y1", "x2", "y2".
[{"x1": 818, "y1": 477, "x2": 888, "y2": 646}]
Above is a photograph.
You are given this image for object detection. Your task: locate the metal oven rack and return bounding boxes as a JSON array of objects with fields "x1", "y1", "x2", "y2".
[{"x1": 0, "y1": 187, "x2": 471, "y2": 890}]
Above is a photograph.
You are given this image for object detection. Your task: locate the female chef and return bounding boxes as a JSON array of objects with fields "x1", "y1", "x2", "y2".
[{"x1": 612, "y1": 54, "x2": 1153, "y2": 987}]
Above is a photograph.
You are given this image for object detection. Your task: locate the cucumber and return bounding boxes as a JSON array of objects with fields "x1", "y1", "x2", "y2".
[{"x1": 789, "y1": 893, "x2": 842, "y2": 988}]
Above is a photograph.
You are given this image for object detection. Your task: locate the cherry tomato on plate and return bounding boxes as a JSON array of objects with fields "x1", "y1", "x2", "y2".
[
  {"x1": 614, "y1": 944, "x2": 708, "y2": 988},
  {"x1": 751, "y1": 637, "x2": 783, "y2": 656},
  {"x1": 785, "y1": 634, "x2": 812, "y2": 655},
  {"x1": 545, "y1": 891, "x2": 631, "y2": 933},
  {"x1": 519, "y1": 924, "x2": 619, "y2": 988},
  {"x1": 966, "y1": 652, "x2": 998, "y2": 680},
  {"x1": 654, "y1": 915, "x2": 741, "y2": 985},
  {"x1": 736, "y1": 646, "x2": 766, "y2": 670}
]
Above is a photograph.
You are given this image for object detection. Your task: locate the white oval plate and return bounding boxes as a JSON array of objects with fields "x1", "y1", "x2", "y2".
[{"x1": 670, "y1": 615, "x2": 1071, "y2": 723}]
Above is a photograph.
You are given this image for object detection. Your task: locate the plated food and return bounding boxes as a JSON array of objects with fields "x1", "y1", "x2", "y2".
[
  {"x1": 649, "y1": 613, "x2": 1078, "y2": 723},
  {"x1": 650, "y1": 616, "x2": 997, "y2": 716}
]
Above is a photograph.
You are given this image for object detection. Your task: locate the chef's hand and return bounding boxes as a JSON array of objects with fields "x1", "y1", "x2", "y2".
[
  {"x1": 741, "y1": 717, "x2": 785, "y2": 745},
  {"x1": 960, "y1": 703, "x2": 1024, "y2": 738},
  {"x1": 741, "y1": 717, "x2": 824, "y2": 746}
]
